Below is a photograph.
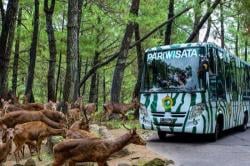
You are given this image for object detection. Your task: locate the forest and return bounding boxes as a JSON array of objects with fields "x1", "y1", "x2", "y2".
[{"x1": 0, "y1": 0, "x2": 249, "y2": 106}]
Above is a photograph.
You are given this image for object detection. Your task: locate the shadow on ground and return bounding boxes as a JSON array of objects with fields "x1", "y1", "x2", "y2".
[{"x1": 148, "y1": 127, "x2": 247, "y2": 144}]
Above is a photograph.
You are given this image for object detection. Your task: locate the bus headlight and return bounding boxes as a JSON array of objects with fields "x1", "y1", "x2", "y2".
[
  {"x1": 188, "y1": 103, "x2": 205, "y2": 120},
  {"x1": 139, "y1": 105, "x2": 148, "y2": 117}
]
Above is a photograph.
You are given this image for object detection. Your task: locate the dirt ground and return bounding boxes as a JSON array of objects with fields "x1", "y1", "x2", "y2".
[{"x1": 4, "y1": 128, "x2": 169, "y2": 166}]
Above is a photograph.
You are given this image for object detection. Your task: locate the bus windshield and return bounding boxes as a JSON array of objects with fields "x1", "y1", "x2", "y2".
[{"x1": 142, "y1": 47, "x2": 206, "y2": 92}]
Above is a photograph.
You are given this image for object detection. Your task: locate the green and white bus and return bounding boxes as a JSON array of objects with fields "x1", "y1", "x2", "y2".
[{"x1": 139, "y1": 42, "x2": 250, "y2": 141}]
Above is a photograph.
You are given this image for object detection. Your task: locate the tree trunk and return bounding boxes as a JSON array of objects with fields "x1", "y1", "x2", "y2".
[
  {"x1": 24, "y1": 0, "x2": 39, "y2": 102},
  {"x1": 56, "y1": 11, "x2": 65, "y2": 100},
  {"x1": 110, "y1": 0, "x2": 140, "y2": 102},
  {"x1": 0, "y1": 0, "x2": 19, "y2": 98},
  {"x1": 82, "y1": 58, "x2": 88, "y2": 96},
  {"x1": 133, "y1": 23, "x2": 144, "y2": 118},
  {"x1": 89, "y1": 51, "x2": 100, "y2": 103},
  {"x1": 220, "y1": 2, "x2": 225, "y2": 48},
  {"x1": 192, "y1": 1, "x2": 202, "y2": 42},
  {"x1": 164, "y1": 0, "x2": 174, "y2": 45},
  {"x1": 186, "y1": 0, "x2": 221, "y2": 43},
  {"x1": 96, "y1": 73, "x2": 99, "y2": 111},
  {"x1": 63, "y1": 0, "x2": 79, "y2": 102},
  {"x1": 203, "y1": 0, "x2": 211, "y2": 42},
  {"x1": 73, "y1": 0, "x2": 84, "y2": 99},
  {"x1": 44, "y1": 0, "x2": 57, "y2": 102},
  {"x1": 103, "y1": 73, "x2": 106, "y2": 103},
  {"x1": 245, "y1": 39, "x2": 248, "y2": 61},
  {"x1": 56, "y1": 51, "x2": 62, "y2": 100},
  {"x1": 133, "y1": 23, "x2": 143, "y2": 99},
  {"x1": 12, "y1": 7, "x2": 22, "y2": 96},
  {"x1": 0, "y1": 0, "x2": 5, "y2": 23}
]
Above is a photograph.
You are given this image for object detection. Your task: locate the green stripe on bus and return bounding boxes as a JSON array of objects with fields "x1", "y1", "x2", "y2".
[
  {"x1": 182, "y1": 111, "x2": 190, "y2": 132},
  {"x1": 172, "y1": 93, "x2": 180, "y2": 106},
  {"x1": 145, "y1": 95, "x2": 150, "y2": 108},
  {"x1": 190, "y1": 93, "x2": 197, "y2": 106},
  {"x1": 150, "y1": 94, "x2": 158, "y2": 112},
  {"x1": 176, "y1": 93, "x2": 186, "y2": 113}
]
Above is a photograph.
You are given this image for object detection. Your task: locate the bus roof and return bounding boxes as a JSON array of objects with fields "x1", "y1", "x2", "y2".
[{"x1": 145, "y1": 42, "x2": 250, "y2": 67}]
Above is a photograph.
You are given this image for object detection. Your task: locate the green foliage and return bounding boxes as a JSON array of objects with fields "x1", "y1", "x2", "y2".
[{"x1": 4, "y1": 0, "x2": 250, "y2": 104}]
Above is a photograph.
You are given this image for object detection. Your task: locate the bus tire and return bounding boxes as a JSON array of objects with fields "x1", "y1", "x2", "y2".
[
  {"x1": 239, "y1": 112, "x2": 248, "y2": 132},
  {"x1": 209, "y1": 116, "x2": 223, "y2": 142},
  {"x1": 158, "y1": 131, "x2": 167, "y2": 140}
]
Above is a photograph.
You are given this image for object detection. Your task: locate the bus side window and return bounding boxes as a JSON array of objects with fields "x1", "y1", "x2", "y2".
[
  {"x1": 225, "y1": 62, "x2": 231, "y2": 93},
  {"x1": 231, "y1": 60, "x2": 238, "y2": 100},
  {"x1": 216, "y1": 51, "x2": 226, "y2": 99},
  {"x1": 208, "y1": 47, "x2": 217, "y2": 74}
]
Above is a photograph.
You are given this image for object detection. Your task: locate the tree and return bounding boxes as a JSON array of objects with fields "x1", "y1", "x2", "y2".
[
  {"x1": 133, "y1": 23, "x2": 143, "y2": 99},
  {"x1": 110, "y1": 0, "x2": 140, "y2": 102},
  {"x1": 0, "y1": 0, "x2": 19, "y2": 98},
  {"x1": 186, "y1": 0, "x2": 221, "y2": 43},
  {"x1": 220, "y1": 2, "x2": 225, "y2": 48},
  {"x1": 192, "y1": 0, "x2": 202, "y2": 42},
  {"x1": 44, "y1": 0, "x2": 57, "y2": 102},
  {"x1": 25, "y1": 0, "x2": 40, "y2": 102},
  {"x1": 12, "y1": 8, "x2": 22, "y2": 96},
  {"x1": 164, "y1": 0, "x2": 174, "y2": 45},
  {"x1": 63, "y1": 0, "x2": 79, "y2": 102},
  {"x1": 203, "y1": 0, "x2": 212, "y2": 42}
]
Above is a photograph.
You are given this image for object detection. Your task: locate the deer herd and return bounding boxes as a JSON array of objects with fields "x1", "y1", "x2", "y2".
[{"x1": 0, "y1": 96, "x2": 145, "y2": 166}]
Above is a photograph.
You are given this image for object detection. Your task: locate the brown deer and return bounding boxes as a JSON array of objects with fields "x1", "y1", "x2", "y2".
[
  {"x1": 83, "y1": 103, "x2": 97, "y2": 116},
  {"x1": 0, "y1": 109, "x2": 4, "y2": 117},
  {"x1": 0, "y1": 110, "x2": 64, "y2": 129},
  {"x1": 66, "y1": 117, "x2": 96, "y2": 139},
  {"x1": 52, "y1": 126, "x2": 146, "y2": 166},
  {"x1": 14, "y1": 121, "x2": 66, "y2": 162},
  {"x1": 66, "y1": 129, "x2": 97, "y2": 139},
  {"x1": 103, "y1": 98, "x2": 140, "y2": 120},
  {"x1": 70, "y1": 118, "x2": 90, "y2": 131},
  {"x1": 0, "y1": 128, "x2": 14, "y2": 165},
  {"x1": 1, "y1": 99, "x2": 45, "y2": 113},
  {"x1": 43, "y1": 100, "x2": 58, "y2": 111},
  {"x1": 0, "y1": 124, "x2": 7, "y2": 143}
]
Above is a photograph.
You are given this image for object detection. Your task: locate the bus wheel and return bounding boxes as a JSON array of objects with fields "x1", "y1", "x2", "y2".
[
  {"x1": 239, "y1": 112, "x2": 248, "y2": 132},
  {"x1": 209, "y1": 119, "x2": 222, "y2": 142},
  {"x1": 158, "y1": 131, "x2": 167, "y2": 140}
]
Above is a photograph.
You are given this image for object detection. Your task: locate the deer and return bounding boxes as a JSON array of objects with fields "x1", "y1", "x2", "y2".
[
  {"x1": 44, "y1": 101, "x2": 58, "y2": 111},
  {"x1": 103, "y1": 98, "x2": 140, "y2": 120},
  {"x1": 13, "y1": 121, "x2": 66, "y2": 162},
  {"x1": 66, "y1": 117, "x2": 97, "y2": 139},
  {"x1": 70, "y1": 118, "x2": 90, "y2": 131},
  {"x1": 1, "y1": 98, "x2": 45, "y2": 114},
  {"x1": 52, "y1": 125, "x2": 146, "y2": 166},
  {"x1": 0, "y1": 109, "x2": 4, "y2": 117},
  {"x1": 0, "y1": 128, "x2": 14, "y2": 165},
  {"x1": 83, "y1": 103, "x2": 97, "y2": 116},
  {"x1": 0, "y1": 110, "x2": 64, "y2": 129},
  {"x1": 0, "y1": 124, "x2": 7, "y2": 143}
]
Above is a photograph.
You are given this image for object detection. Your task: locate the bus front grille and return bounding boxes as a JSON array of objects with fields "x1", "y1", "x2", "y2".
[
  {"x1": 151, "y1": 112, "x2": 165, "y2": 117},
  {"x1": 171, "y1": 113, "x2": 186, "y2": 118}
]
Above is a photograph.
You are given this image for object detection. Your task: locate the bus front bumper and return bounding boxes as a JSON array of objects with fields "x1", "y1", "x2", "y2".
[{"x1": 140, "y1": 115, "x2": 208, "y2": 134}]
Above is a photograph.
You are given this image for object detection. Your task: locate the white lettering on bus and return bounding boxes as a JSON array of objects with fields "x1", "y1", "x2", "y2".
[{"x1": 147, "y1": 48, "x2": 201, "y2": 61}]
